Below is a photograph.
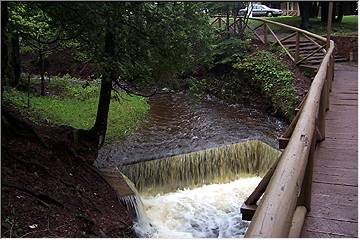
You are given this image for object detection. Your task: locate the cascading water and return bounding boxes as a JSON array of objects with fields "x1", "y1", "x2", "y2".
[
  {"x1": 119, "y1": 140, "x2": 280, "y2": 195},
  {"x1": 134, "y1": 177, "x2": 262, "y2": 238},
  {"x1": 107, "y1": 140, "x2": 281, "y2": 238}
]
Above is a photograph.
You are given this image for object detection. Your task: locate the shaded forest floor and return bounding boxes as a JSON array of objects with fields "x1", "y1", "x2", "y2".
[{"x1": 1, "y1": 106, "x2": 136, "y2": 237}]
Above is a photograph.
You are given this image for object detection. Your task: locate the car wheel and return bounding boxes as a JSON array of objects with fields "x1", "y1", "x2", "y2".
[{"x1": 267, "y1": 12, "x2": 272, "y2": 17}]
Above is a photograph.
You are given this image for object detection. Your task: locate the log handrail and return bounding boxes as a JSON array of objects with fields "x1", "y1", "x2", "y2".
[
  {"x1": 241, "y1": 17, "x2": 334, "y2": 237},
  {"x1": 266, "y1": 23, "x2": 295, "y2": 62}
]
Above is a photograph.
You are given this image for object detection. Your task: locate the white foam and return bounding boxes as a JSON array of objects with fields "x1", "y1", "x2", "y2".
[{"x1": 134, "y1": 177, "x2": 261, "y2": 238}]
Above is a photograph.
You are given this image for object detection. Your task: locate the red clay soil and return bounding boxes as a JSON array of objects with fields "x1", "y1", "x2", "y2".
[{"x1": 1, "y1": 106, "x2": 136, "y2": 238}]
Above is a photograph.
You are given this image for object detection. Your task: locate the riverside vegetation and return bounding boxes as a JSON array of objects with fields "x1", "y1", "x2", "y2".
[{"x1": 188, "y1": 37, "x2": 299, "y2": 120}]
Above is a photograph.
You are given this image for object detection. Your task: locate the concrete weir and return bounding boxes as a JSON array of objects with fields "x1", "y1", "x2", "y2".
[
  {"x1": 99, "y1": 168, "x2": 140, "y2": 220},
  {"x1": 118, "y1": 140, "x2": 281, "y2": 195},
  {"x1": 99, "y1": 168, "x2": 135, "y2": 198}
]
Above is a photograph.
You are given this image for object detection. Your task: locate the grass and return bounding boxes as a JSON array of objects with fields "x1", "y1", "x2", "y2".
[
  {"x1": 212, "y1": 15, "x2": 358, "y2": 37},
  {"x1": 3, "y1": 75, "x2": 150, "y2": 143},
  {"x1": 265, "y1": 15, "x2": 358, "y2": 37}
]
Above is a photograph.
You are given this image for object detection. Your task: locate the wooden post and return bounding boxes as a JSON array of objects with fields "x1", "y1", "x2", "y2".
[
  {"x1": 295, "y1": 32, "x2": 300, "y2": 62},
  {"x1": 226, "y1": 10, "x2": 230, "y2": 34},
  {"x1": 317, "y1": 86, "x2": 326, "y2": 142},
  {"x1": 263, "y1": 23, "x2": 268, "y2": 44},
  {"x1": 244, "y1": 156, "x2": 280, "y2": 206},
  {"x1": 286, "y1": 2, "x2": 289, "y2": 16},
  {"x1": 326, "y1": 2, "x2": 333, "y2": 50},
  {"x1": 325, "y1": 62, "x2": 331, "y2": 111},
  {"x1": 288, "y1": 206, "x2": 307, "y2": 237}
]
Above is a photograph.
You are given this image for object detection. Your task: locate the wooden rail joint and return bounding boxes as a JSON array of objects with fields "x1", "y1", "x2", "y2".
[
  {"x1": 240, "y1": 203, "x2": 257, "y2": 221},
  {"x1": 278, "y1": 136, "x2": 290, "y2": 149}
]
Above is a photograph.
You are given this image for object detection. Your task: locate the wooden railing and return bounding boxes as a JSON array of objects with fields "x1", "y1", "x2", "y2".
[
  {"x1": 236, "y1": 18, "x2": 335, "y2": 237},
  {"x1": 210, "y1": 15, "x2": 249, "y2": 35}
]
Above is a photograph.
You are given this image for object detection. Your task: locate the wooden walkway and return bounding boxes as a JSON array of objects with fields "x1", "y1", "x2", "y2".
[{"x1": 301, "y1": 63, "x2": 358, "y2": 238}]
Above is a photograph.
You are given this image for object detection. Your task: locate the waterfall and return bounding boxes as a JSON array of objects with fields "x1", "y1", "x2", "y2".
[
  {"x1": 118, "y1": 140, "x2": 280, "y2": 195},
  {"x1": 101, "y1": 140, "x2": 281, "y2": 238}
]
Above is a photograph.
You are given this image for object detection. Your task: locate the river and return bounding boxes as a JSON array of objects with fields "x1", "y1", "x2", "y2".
[
  {"x1": 95, "y1": 92, "x2": 287, "y2": 168},
  {"x1": 96, "y1": 91, "x2": 287, "y2": 238}
]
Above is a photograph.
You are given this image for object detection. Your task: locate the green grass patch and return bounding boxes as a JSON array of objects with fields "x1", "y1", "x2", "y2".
[
  {"x1": 211, "y1": 15, "x2": 358, "y2": 37},
  {"x1": 267, "y1": 15, "x2": 358, "y2": 37},
  {"x1": 3, "y1": 77, "x2": 150, "y2": 143},
  {"x1": 233, "y1": 50, "x2": 298, "y2": 120}
]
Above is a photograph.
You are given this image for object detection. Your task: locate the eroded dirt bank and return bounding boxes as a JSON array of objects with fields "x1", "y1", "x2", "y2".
[{"x1": 1, "y1": 106, "x2": 135, "y2": 238}]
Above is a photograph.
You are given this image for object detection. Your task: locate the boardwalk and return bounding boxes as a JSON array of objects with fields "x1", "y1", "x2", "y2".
[{"x1": 301, "y1": 64, "x2": 358, "y2": 238}]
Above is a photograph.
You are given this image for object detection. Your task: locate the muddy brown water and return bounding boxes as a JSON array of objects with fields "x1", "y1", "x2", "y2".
[{"x1": 95, "y1": 92, "x2": 287, "y2": 168}]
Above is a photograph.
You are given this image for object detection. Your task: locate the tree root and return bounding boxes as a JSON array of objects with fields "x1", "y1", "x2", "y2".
[{"x1": 2, "y1": 106, "x2": 48, "y2": 148}]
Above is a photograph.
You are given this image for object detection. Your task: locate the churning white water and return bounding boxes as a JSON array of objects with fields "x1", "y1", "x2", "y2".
[{"x1": 133, "y1": 177, "x2": 261, "y2": 238}]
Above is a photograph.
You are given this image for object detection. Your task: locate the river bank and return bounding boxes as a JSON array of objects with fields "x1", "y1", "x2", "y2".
[{"x1": 1, "y1": 106, "x2": 136, "y2": 237}]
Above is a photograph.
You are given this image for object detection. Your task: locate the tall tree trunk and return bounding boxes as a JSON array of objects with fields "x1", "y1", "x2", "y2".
[
  {"x1": 1, "y1": 1, "x2": 9, "y2": 94},
  {"x1": 90, "y1": 21, "x2": 116, "y2": 148},
  {"x1": 321, "y1": 2, "x2": 329, "y2": 23},
  {"x1": 310, "y1": 2, "x2": 320, "y2": 18},
  {"x1": 299, "y1": 2, "x2": 311, "y2": 30},
  {"x1": 11, "y1": 32, "x2": 21, "y2": 87},
  {"x1": 39, "y1": 50, "x2": 45, "y2": 96},
  {"x1": 334, "y1": 2, "x2": 344, "y2": 23}
]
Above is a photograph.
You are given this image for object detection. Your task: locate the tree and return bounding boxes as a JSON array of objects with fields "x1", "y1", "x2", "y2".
[
  {"x1": 8, "y1": 2, "x2": 71, "y2": 95},
  {"x1": 36, "y1": 2, "x2": 214, "y2": 148},
  {"x1": 321, "y1": 2, "x2": 349, "y2": 23},
  {"x1": 2, "y1": 2, "x2": 22, "y2": 88},
  {"x1": 299, "y1": 2, "x2": 312, "y2": 30},
  {"x1": 1, "y1": 2, "x2": 9, "y2": 93}
]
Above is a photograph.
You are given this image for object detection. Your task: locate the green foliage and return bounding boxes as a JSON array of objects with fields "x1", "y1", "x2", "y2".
[
  {"x1": 8, "y1": 2, "x2": 62, "y2": 57},
  {"x1": 210, "y1": 37, "x2": 251, "y2": 66},
  {"x1": 3, "y1": 77, "x2": 149, "y2": 143},
  {"x1": 205, "y1": 2, "x2": 246, "y2": 16},
  {"x1": 233, "y1": 51, "x2": 298, "y2": 119},
  {"x1": 36, "y1": 2, "x2": 215, "y2": 86}
]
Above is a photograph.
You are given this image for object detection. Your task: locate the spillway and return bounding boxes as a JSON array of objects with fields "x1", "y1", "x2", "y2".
[{"x1": 102, "y1": 140, "x2": 280, "y2": 238}]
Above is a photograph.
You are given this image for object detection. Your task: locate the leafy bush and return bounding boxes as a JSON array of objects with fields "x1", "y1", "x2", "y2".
[
  {"x1": 210, "y1": 37, "x2": 251, "y2": 67},
  {"x1": 233, "y1": 51, "x2": 298, "y2": 119}
]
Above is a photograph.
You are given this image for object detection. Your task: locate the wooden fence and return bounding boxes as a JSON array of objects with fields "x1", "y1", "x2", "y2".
[{"x1": 234, "y1": 17, "x2": 335, "y2": 237}]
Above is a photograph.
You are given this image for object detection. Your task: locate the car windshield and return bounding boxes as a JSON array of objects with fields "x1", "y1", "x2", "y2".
[{"x1": 260, "y1": 5, "x2": 270, "y2": 10}]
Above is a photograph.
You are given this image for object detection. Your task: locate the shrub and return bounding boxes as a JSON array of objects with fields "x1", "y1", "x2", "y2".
[{"x1": 233, "y1": 51, "x2": 298, "y2": 120}]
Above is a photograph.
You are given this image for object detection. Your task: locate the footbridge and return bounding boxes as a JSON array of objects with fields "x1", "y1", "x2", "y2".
[{"x1": 212, "y1": 16, "x2": 358, "y2": 237}]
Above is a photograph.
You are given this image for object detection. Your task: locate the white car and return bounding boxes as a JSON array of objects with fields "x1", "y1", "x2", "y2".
[{"x1": 239, "y1": 4, "x2": 283, "y2": 17}]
